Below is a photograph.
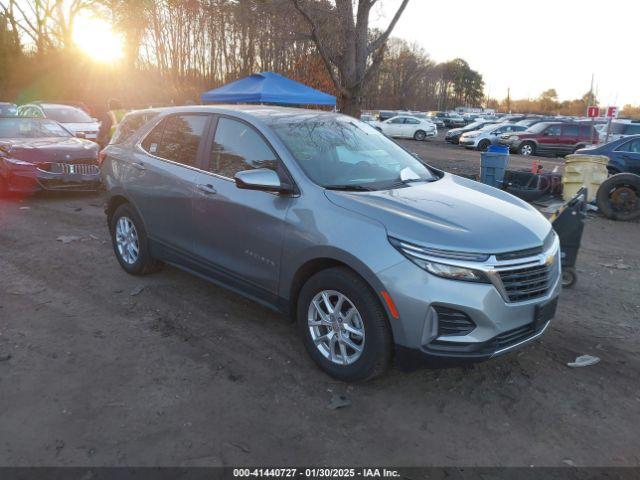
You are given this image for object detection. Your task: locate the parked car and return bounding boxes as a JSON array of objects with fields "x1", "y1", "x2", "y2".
[
  {"x1": 359, "y1": 113, "x2": 378, "y2": 126},
  {"x1": 429, "y1": 111, "x2": 466, "y2": 128},
  {"x1": 378, "y1": 110, "x2": 397, "y2": 122},
  {"x1": 375, "y1": 115, "x2": 437, "y2": 141},
  {"x1": 0, "y1": 116, "x2": 100, "y2": 195},
  {"x1": 459, "y1": 123, "x2": 528, "y2": 151},
  {"x1": 598, "y1": 120, "x2": 640, "y2": 144},
  {"x1": 445, "y1": 120, "x2": 497, "y2": 144},
  {"x1": 102, "y1": 105, "x2": 560, "y2": 381},
  {"x1": 0, "y1": 103, "x2": 18, "y2": 116},
  {"x1": 17, "y1": 102, "x2": 100, "y2": 140},
  {"x1": 501, "y1": 122, "x2": 596, "y2": 156},
  {"x1": 426, "y1": 115, "x2": 445, "y2": 128},
  {"x1": 576, "y1": 134, "x2": 640, "y2": 175}
]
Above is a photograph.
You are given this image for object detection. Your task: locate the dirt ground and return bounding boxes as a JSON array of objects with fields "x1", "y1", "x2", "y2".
[{"x1": 0, "y1": 135, "x2": 639, "y2": 467}]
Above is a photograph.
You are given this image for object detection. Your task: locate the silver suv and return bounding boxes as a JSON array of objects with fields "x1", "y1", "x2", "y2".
[
  {"x1": 459, "y1": 123, "x2": 528, "y2": 151},
  {"x1": 102, "y1": 106, "x2": 560, "y2": 381}
]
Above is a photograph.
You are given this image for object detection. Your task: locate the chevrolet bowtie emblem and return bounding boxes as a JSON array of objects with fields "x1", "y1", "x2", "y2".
[{"x1": 545, "y1": 255, "x2": 555, "y2": 266}]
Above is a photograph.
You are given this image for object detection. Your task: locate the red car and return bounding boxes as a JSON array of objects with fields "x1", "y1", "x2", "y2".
[{"x1": 500, "y1": 122, "x2": 597, "y2": 156}]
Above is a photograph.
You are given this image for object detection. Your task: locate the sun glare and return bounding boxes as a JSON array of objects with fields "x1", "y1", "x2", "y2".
[{"x1": 73, "y1": 15, "x2": 124, "y2": 63}]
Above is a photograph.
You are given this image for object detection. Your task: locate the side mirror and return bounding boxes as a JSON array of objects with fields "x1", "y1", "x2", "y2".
[{"x1": 234, "y1": 168, "x2": 288, "y2": 193}]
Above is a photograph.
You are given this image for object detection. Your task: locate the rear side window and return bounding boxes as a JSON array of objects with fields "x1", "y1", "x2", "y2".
[
  {"x1": 563, "y1": 125, "x2": 579, "y2": 137},
  {"x1": 580, "y1": 126, "x2": 591, "y2": 137},
  {"x1": 141, "y1": 114, "x2": 208, "y2": 167},
  {"x1": 209, "y1": 117, "x2": 278, "y2": 178},
  {"x1": 545, "y1": 125, "x2": 561, "y2": 136},
  {"x1": 111, "y1": 112, "x2": 159, "y2": 145},
  {"x1": 617, "y1": 139, "x2": 640, "y2": 153}
]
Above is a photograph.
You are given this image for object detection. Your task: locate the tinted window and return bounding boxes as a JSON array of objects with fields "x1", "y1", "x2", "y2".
[
  {"x1": 111, "y1": 112, "x2": 159, "y2": 145},
  {"x1": 545, "y1": 125, "x2": 561, "y2": 136},
  {"x1": 580, "y1": 126, "x2": 591, "y2": 137},
  {"x1": 141, "y1": 120, "x2": 164, "y2": 154},
  {"x1": 563, "y1": 125, "x2": 579, "y2": 137},
  {"x1": 209, "y1": 117, "x2": 278, "y2": 178},
  {"x1": 389, "y1": 117, "x2": 405, "y2": 124},
  {"x1": 617, "y1": 139, "x2": 640, "y2": 153},
  {"x1": 405, "y1": 118, "x2": 420, "y2": 125},
  {"x1": 156, "y1": 114, "x2": 208, "y2": 166}
]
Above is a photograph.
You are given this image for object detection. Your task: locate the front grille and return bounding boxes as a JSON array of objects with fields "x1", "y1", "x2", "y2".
[
  {"x1": 41, "y1": 162, "x2": 99, "y2": 175},
  {"x1": 498, "y1": 264, "x2": 552, "y2": 302},
  {"x1": 434, "y1": 306, "x2": 476, "y2": 336}
]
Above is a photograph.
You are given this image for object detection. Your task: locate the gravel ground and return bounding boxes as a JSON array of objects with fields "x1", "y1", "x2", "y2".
[{"x1": 0, "y1": 136, "x2": 639, "y2": 467}]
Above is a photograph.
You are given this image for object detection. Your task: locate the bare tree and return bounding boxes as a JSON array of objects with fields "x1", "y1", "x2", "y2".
[{"x1": 291, "y1": 0, "x2": 409, "y2": 117}]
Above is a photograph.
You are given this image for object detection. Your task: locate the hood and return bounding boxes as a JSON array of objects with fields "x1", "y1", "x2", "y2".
[
  {"x1": 0, "y1": 137, "x2": 99, "y2": 164},
  {"x1": 325, "y1": 174, "x2": 551, "y2": 254},
  {"x1": 447, "y1": 128, "x2": 463, "y2": 135}
]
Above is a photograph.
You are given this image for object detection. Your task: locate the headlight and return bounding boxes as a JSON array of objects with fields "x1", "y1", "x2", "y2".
[
  {"x1": 465, "y1": 133, "x2": 479, "y2": 138},
  {"x1": 3, "y1": 157, "x2": 34, "y2": 168},
  {"x1": 389, "y1": 238, "x2": 491, "y2": 283}
]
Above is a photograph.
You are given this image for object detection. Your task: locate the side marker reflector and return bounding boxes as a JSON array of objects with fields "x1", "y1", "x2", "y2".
[{"x1": 381, "y1": 290, "x2": 399, "y2": 319}]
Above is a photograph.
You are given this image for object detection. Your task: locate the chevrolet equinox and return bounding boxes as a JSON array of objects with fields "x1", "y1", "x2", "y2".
[{"x1": 102, "y1": 106, "x2": 560, "y2": 381}]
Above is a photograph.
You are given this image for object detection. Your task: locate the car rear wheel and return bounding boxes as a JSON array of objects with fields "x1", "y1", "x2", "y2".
[
  {"x1": 413, "y1": 130, "x2": 426, "y2": 141},
  {"x1": 519, "y1": 142, "x2": 535, "y2": 156},
  {"x1": 477, "y1": 139, "x2": 491, "y2": 151},
  {"x1": 596, "y1": 173, "x2": 640, "y2": 221},
  {"x1": 297, "y1": 267, "x2": 392, "y2": 382},
  {"x1": 110, "y1": 203, "x2": 163, "y2": 275}
]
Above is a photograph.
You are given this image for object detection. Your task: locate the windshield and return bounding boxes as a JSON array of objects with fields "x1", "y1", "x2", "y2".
[
  {"x1": 271, "y1": 115, "x2": 436, "y2": 190},
  {"x1": 526, "y1": 122, "x2": 553, "y2": 133},
  {"x1": 0, "y1": 118, "x2": 71, "y2": 138},
  {"x1": 464, "y1": 121, "x2": 487, "y2": 130},
  {"x1": 43, "y1": 106, "x2": 92, "y2": 123}
]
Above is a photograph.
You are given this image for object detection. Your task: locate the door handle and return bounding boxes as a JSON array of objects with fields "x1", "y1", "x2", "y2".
[
  {"x1": 132, "y1": 162, "x2": 146, "y2": 171},
  {"x1": 196, "y1": 183, "x2": 217, "y2": 195}
]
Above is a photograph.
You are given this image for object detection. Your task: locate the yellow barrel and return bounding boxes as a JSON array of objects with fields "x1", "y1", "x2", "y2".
[{"x1": 562, "y1": 154, "x2": 609, "y2": 202}]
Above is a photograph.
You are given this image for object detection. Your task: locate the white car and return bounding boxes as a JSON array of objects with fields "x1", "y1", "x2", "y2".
[
  {"x1": 17, "y1": 103, "x2": 100, "y2": 141},
  {"x1": 374, "y1": 115, "x2": 437, "y2": 141}
]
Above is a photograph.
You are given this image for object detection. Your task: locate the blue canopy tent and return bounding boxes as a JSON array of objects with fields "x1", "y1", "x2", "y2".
[{"x1": 200, "y1": 71, "x2": 336, "y2": 107}]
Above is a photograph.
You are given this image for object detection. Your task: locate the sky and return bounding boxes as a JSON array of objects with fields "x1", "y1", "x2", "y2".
[{"x1": 373, "y1": 0, "x2": 639, "y2": 106}]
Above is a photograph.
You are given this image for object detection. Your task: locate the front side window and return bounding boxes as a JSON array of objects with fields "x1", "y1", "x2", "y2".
[
  {"x1": 545, "y1": 125, "x2": 561, "y2": 136},
  {"x1": 405, "y1": 118, "x2": 420, "y2": 125},
  {"x1": 209, "y1": 117, "x2": 278, "y2": 178},
  {"x1": 617, "y1": 139, "x2": 640, "y2": 153},
  {"x1": 389, "y1": 117, "x2": 405, "y2": 124},
  {"x1": 271, "y1": 115, "x2": 436, "y2": 190}
]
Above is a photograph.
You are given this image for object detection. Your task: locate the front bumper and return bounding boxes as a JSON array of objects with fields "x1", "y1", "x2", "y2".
[
  {"x1": 459, "y1": 137, "x2": 479, "y2": 148},
  {"x1": 445, "y1": 134, "x2": 461, "y2": 144},
  {"x1": 377, "y1": 241, "x2": 561, "y2": 362},
  {"x1": 5, "y1": 165, "x2": 101, "y2": 192}
]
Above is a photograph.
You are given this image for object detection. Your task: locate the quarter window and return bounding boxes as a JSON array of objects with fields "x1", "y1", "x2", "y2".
[{"x1": 209, "y1": 117, "x2": 278, "y2": 178}]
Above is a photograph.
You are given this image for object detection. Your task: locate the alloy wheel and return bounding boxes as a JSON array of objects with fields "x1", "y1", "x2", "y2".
[
  {"x1": 520, "y1": 143, "x2": 533, "y2": 156},
  {"x1": 307, "y1": 290, "x2": 365, "y2": 366},
  {"x1": 115, "y1": 216, "x2": 140, "y2": 265}
]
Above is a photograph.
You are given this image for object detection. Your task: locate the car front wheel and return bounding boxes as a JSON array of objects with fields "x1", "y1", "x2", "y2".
[
  {"x1": 110, "y1": 203, "x2": 162, "y2": 275},
  {"x1": 297, "y1": 267, "x2": 392, "y2": 382}
]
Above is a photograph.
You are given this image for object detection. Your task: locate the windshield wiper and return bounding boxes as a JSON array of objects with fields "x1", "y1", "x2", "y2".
[{"x1": 324, "y1": 184, "x2": 374, "y2": 191}]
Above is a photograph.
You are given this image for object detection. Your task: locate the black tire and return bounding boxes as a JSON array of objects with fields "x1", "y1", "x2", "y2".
[
  {"x1": 109, "y1": 203, "x2": 163, "y2": 275},
  {"x1": 518, "y1": 141, "x2": 535, "y2": 156},
  {"x1": 413, "y1": 130, "x2": 426, "y2": 141},
  {"x1": 561, "y1": 267, "x2": 577, "y2": 288},
  {"x1": 297, "y1": 267, "x2": 392, "y2": 382},
  {"x1": 573, "y1": 144, "x2": 585, "y2": 153},
  {"x1": 477, "y1": 139, "x2": 491, "y2": 151},
  {"x1": 596, "y1": 173, "x2": 640, "y2": 221}
]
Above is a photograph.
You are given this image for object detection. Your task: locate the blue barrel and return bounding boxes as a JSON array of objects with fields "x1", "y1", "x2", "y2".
[{"x1": 480, "y1": 147, "x2": 510, "y2": 187}]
